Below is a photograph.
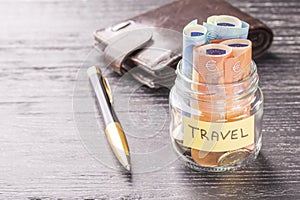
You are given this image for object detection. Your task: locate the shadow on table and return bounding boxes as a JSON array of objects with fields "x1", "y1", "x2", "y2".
[{"x1": 177, "y1": 153, "x2": 288, "y2": 199}]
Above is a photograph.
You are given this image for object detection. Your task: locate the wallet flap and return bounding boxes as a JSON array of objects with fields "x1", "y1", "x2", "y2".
[{"x1": 104, "y1": 29, "x2": 152, "y2": 74}]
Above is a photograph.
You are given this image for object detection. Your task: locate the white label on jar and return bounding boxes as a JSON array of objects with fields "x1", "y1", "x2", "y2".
[{"x1": 183, "y1": 115, "x2": 254, "y2": 152}]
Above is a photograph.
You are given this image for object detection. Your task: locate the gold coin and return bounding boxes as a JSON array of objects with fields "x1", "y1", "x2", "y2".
[
  {"x1": 191, "y1": 149, "x2": 223, "y2": 167},
  {"x1": 217, "y1": 148, "x2": 251, "y2": 166}
]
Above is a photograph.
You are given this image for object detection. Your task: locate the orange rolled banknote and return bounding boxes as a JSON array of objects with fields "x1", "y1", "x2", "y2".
[
  {"x1": 221, "y1": 39, "x2": 252, "y2": 120},
  {"x1": 192, "y1": 43, "x2": 232, "y2": 122},
  {"x1": 221, "y1": 39, "x2": 252, "y2": 83},
  {"x1": 191, "y1": 40, "x2": 253, "y2": 166}
]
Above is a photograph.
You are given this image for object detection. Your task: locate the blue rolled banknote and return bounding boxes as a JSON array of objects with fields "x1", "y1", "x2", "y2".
[
  {"x1": 175, "y1": 20, "x2": 207, "y2": 141},
  {"x1": 204, "y1": 15, "x2": 249, "y2": 42},
  {"x1": 182, "y1": 20, "x2": 207, "y2": 78}
]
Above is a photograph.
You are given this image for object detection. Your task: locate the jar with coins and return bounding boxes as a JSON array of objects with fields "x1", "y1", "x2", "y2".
[{"x1": 169, "y1": 40, "x2": 264, "y2": 172}]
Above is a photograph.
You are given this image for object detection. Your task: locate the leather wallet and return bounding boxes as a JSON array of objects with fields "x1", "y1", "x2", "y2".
[{"x1": 94, "y1": 0, "x2": 273, "y2": 88}]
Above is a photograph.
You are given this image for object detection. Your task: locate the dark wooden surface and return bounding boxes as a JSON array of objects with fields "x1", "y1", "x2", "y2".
[{"x1": 1, "y1": 0, "x2": 300, "y2": 199}]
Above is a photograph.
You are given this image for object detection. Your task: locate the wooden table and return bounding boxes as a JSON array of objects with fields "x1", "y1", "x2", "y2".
[{"x1": 1, "y1": 0, "x2": 299, "y2": 199}]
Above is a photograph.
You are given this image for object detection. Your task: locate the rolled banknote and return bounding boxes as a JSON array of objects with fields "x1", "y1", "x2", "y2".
[
  {"x1": 174, "y1": 20, "x2": 207, "y2": 142},
  {"x1": 221, "y1": 39, "x2": 252, "y2": 83},
  {"x1": 204, "y1": 15, "x2": 249, "y2": 42},
  {"x1": 192, "y1": 43, "x2": 232, "y2": 123},
  {"x1": 182, "y1": 20, "x2": 207, "y2": 78},
  {"x1": 210, "y1": 15, "x2": 242, "y2": 28},
  {"x1": 193, "y1": 43, "x2": 232, "y2": 85},
  {"x1": 221, "y1": 39, "x2": 253, "y2": 120},
  {"x1": 191, "y1": 44, "x2": 232, "y2": 166},
  {"x1": 191, "y1": 43, "x2": 251, "y2": 167},
  {"x1": 192, "y1": 40, "x2": 252, "y2": 121},
  {"x1": 190, "y1": 37, "x2": 254, "y2": 168}
]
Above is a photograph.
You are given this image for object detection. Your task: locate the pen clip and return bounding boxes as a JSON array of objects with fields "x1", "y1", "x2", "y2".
[{"x1": 102, "y1": 76, "x2": 113, "y2": 103}]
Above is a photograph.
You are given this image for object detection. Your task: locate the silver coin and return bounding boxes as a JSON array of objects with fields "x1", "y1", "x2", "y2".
[{"x1": 217, "y1": 148, "x2": 250, "y2": 166}]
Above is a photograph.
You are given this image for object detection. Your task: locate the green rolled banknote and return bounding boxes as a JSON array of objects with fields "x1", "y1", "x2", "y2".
[
  {"x1": 204, "y1": 15, "x2": 249, "y2": 42},
  {"x1": 182, "y1": 20, "x2": 207, "y2": 78}
]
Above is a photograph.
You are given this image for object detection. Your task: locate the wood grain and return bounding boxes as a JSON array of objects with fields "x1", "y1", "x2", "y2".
[{"x1": 0, "y1": 0, "x2": 299, "y2": 199}]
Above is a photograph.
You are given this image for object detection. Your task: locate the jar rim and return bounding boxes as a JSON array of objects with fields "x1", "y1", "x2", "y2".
[{"x1": 176, "y1": 59, "x2": 257, "y2": 87}]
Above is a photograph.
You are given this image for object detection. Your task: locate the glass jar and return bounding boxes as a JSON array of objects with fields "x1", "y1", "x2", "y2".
[{"x1": 169, "y1": 60, "x2": 263, "y2": 172}]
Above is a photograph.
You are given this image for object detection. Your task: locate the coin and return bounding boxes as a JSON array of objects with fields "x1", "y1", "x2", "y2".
[
  {"x1": 217, "y1": 148, "x2": 251, "y2": 166},
  {"x1": 191, "y1": 148, "x2": 223, "y2": 167}
]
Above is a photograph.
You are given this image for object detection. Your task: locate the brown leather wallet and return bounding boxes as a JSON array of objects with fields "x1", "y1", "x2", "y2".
[{"x1": 94, "y1": 0, "x2": 273, "y2": 88}]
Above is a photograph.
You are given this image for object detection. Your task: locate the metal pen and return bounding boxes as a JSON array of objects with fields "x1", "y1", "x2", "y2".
[{"x1": 87, "y1": 66, "x2": 131, "y2": 171}]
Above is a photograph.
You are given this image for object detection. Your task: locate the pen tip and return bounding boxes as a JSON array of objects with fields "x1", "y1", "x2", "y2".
[{"x1": 125, "y1": 164, "x2": 131, "y2": 172}]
